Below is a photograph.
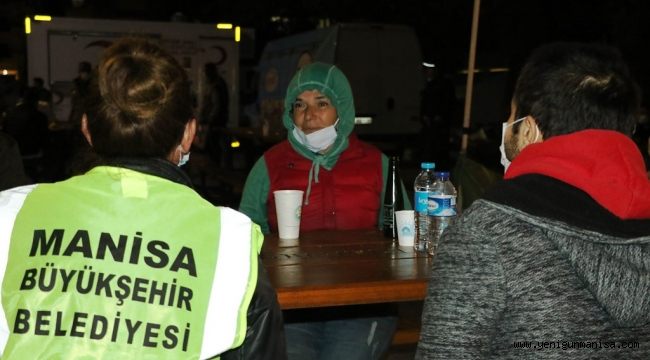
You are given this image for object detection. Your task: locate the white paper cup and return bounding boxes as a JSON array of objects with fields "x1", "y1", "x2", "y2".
[
  {"x1": 395, "y1": 210, "x2": 415, "y2": 247},
  {"x1": 273, "y1": 190, "x2": 304, "y2": 239}
]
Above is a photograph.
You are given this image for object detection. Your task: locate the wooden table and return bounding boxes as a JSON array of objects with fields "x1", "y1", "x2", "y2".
[{"x1": 261, "y1": 229, "x2": 433, "y2": 310}]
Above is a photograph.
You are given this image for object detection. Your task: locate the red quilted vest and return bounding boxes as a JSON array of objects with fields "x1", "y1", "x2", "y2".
[{"x1": 265, "y1": 135, "x2": 383, "y2": 232}]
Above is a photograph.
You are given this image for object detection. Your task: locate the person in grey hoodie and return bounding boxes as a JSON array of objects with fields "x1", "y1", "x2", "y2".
[{"x1": 416, "y1": 42, "x2": 650, "y2": 359}]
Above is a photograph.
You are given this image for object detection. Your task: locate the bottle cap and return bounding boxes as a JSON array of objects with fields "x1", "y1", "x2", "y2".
[
  {"x1": 438, "y1": 171, "x2": 450, "y2": 179},
  {"x1": 421, "y1": 162, "x2": 435, "y2": 169}
]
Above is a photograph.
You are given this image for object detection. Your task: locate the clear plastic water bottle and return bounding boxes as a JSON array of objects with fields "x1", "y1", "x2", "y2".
[
  {"x1": 414, "y1": 162, "x2": 436, "y2": 252},
  {"x1": 427, "y1": 171, "x2": 457, "y2": 256}
]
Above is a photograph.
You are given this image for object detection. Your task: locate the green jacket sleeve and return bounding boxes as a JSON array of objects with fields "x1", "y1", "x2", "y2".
[
  {"x1": 239, "y1": 157, "x2": 271, "y2": 234},
  {"x1": 378, "y1": 154, "x2": 413, "y2": 228}
]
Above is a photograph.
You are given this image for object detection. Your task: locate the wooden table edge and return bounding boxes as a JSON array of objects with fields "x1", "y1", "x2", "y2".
[{"x1": 276, "y1": 279, "x2": 429, "y2": 309}]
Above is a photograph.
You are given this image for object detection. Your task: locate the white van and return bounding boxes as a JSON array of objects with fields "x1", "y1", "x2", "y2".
[{"x1": 26, "y1": 16, "x2": 240, "y2": 127}]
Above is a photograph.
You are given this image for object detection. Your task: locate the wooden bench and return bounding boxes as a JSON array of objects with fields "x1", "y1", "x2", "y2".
[{"x1": 391, "y1": 301, "x2": 423, "y2": 346}]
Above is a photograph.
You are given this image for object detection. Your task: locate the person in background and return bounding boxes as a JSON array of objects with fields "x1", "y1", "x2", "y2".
[
  {"x1": 0, "y1": 77, "x2": 20, "y2": 118},
  {"x1": 197, "y1": 62, "x2": 230, "y2": 167},
  {"x1": 239, "y1": 62, "x2": 410, "y2": 360},
  {"x1": 0, "y1": 38, "x2": 285, "y2": 359},
  {"x1": 31, "y1": 77, "x2": 52, "y2": 104},
  {"x1": 31, "y1": 77, "x2": 55, "y2": 126},
  {"x1": 417, "y1": 42, "x2": 650, "y2": 359},
  {"x1": 2, "y1": 86, "x2": 49, "y2": 181},
  {"x1": 0, "y1": 132, "x2": 31, "y2": 191},
  {"x1": 62, "y1": 61, "x2": 96, "y2": 179},
  {"x1": 68, "y1": 60, "x2": 93, "y2": 126},
  {"x1": 2, "y1": 86, "x2": 49, "y2": 156}
]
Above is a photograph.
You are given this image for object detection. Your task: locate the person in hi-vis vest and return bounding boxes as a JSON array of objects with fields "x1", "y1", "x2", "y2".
[{"x1": 0, "y1": 38, "x2": 286, "y2": 359}]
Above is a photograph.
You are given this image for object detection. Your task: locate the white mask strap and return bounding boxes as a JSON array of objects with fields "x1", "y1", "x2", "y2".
[{"x1": 177, "y1": 145, "x2": 190, "y2": 167}]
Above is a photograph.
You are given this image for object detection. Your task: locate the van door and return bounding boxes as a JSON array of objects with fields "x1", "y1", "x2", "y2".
[{"x1": 336, "y1": 24, "x2": 423, "y2": 136}]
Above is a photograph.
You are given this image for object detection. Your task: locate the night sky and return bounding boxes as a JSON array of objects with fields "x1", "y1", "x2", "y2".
[
  {"x1": 3, "y1": 0, "x2": 650, "y2": 105},
  {"x1": 2, "y1": 0, "x2": 650, "y2": 178}
]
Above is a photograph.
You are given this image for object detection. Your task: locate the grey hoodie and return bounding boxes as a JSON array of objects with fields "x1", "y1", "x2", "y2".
[{"x1": 416, "y1": 174, "x2": 650, "y2": 359}]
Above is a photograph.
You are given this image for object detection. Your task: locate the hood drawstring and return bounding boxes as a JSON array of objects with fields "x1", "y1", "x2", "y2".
[{"x1": 304, "y1": 157, "x2": 323, "y2": 205}]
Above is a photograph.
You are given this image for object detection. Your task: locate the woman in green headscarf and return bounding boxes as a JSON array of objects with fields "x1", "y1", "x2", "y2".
[{"x1": 240, "y1": 62, "x2": 409, "y2": 359}]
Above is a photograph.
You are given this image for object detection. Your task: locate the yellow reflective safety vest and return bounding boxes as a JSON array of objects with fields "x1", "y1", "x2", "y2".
[{"x1": 0, "y1": 166, "x2": 261, "y2": 359}]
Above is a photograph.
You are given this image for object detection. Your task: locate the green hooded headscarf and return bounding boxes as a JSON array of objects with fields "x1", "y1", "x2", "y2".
[{"x1": 283, "y1": 62, "x2": 356, "y2": 203}]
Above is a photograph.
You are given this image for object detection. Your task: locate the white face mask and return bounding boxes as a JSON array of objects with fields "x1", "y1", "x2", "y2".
[
  {"x1": 499, "y1": 117, "x2": 526, "y2": 173},
  {"x1": 292, "y1": 119, "x2": 339, "y2": 153},
  {"x1": 177, "y1": 145, "x2": 190, "y2": 167}
]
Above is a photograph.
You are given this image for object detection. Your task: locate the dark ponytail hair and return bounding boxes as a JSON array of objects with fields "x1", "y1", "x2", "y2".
[{"x1": 84, "y1": 37, "x2": 193, "y2": 158}]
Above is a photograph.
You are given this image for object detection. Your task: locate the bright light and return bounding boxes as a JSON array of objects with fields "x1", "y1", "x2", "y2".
[
  {"x1": 318, "y1": 18, "x2": 331, "y2": 28},
  {"x1": 34, "y1": 15, "x2": 52, "y2": 21},
  {"x1": 230, "y1": 140, "x2": 241, "y2": 148},
  {"x1": 354, "y1": 117, "x2": 373, "y2": 125},
  {"x1": 422, "y1": 62, "x2": 436, "y2": 68},
  {"x1": 1, "y1": 69, "x2": 18, "y2": 79},
  {"x1": 235, "y1": 26, "x2": 241, "y2": 42},
  {"x1": 216, "y1": 23, "x2": 233, "y2": 30},
  {"x1": 458, "y1": 68, "x2": 509, "y2": 74},
  {"x1": 488, "y1": 67, "x2": 510, "y2": 73},
  {"x1": 24, "y1": 17, "x2": 31, "y2": 34}
]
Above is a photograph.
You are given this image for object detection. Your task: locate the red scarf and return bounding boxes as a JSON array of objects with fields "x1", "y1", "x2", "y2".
[{"x1": 505, "y1": 129, "x2": 650, "y2": 219}]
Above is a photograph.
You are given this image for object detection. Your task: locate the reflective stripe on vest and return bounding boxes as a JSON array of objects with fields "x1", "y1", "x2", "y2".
[
  {"x1": 0, "y1": 185, "x2": 37, "y2": 354},
  {"x1": 0, "y1": 168, "x2": 258, "y2": 359},
  {"x1": 201, "y1": 207, "x2": 259, "y2": 357}
]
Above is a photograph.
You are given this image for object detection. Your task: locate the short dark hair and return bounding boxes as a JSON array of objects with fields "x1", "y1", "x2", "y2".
[
  {"x1": 84, "y1": 38, "x2": 193, "y2": 158},
  {"x1": 513, "y1": 42, "x2": 640, "y2": 138}
]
